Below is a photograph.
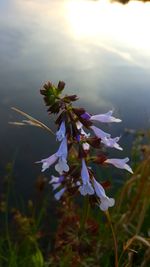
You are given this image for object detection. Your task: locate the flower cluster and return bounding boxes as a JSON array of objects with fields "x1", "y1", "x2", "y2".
[{"x1": 37, "y1": 81, "x2": 133, "y2": 211}]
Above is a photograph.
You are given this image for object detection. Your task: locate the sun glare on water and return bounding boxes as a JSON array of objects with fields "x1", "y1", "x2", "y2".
[{"x1": 66, "y1": 0, "x2": 150, "y2": 53}]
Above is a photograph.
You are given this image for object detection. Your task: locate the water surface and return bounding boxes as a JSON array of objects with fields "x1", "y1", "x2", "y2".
[{"x1": 0, "y1": 0, "x2": 150, "y2": 198}]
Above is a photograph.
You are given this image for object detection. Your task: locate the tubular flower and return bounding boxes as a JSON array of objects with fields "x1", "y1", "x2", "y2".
[
  {"x1": 36, "y1": 136, "x2": 69, "y2": 174},
  {"x1": 54, "y1": 188, "x2": 66, "y2": 201},
  {"x1": 36, "y1": 153, "x2": 58, "y2": 172},
  {"x1": 79, "y1": 159, "x2": 94, "y2": 196},
  {"x1": 55, "y1": 136, "x2": 69, "y2": 173},
  {"x1": 90, "y1": 125, "x2": 110, "y2": 140},
  {"x1": 56, "y1": 121, "x2": 66, "y2": 141},
  {"x1": 93, "y1": 178, "x2": 115, "y2": 211},
  {"x1": 105, "y1": 157, "x2": 133, "y2": 174},
  {"x1": 35, "y1": 80, "x2": 134, "y2": 210},
  {"x1": 90, "y1": 110, "x2": 121, "y2": 123},
  {"x1": 101, "y1": 136, "x2": 123, "y2": 151}
]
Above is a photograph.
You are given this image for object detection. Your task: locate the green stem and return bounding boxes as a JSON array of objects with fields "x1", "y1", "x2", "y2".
[
  {"x1": 79, "y1": 196, "x2": 90, "y2": 235},
  {"x1": 105, "y1": 211, "x2": 118, "y2": 267}
]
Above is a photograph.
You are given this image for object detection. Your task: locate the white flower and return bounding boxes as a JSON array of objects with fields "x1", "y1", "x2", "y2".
[
  {"x1": 76, "y1": 121, "x2": 90, "y2": 137},
  {"x1": 56, "y1": 121, "x2": 66, "y2": 141},
  {"x1": 49, "y1": 175, "x2": 60, "y2": 184},
  {"x1": 90, "y1": 110, "x2": 121, "y2": 123},
  {"x1": 101, "y1": 136, "x2": 123, "y2": 151},
  {"x1": 90, "y1": 125, "x2": 110, "y2": 140},
  {"x1": 105, "y1": 157, "x2": 133, "y2": 174},
  {"x1": 93, "y1": 178, "x2": 115, "y2": 211},
  {"x1": 82, "y1": 142, "x2": 90, "y2": 151}
]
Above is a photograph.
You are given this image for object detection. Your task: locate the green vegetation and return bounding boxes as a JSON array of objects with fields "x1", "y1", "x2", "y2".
[{"x1": 0, "y1": 130, "x2": 150, "y2": 267}]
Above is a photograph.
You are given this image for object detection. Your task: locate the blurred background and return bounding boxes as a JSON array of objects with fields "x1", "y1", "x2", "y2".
[{"x1": 0, "y1": 0, "x2": 150, "y2": 199}]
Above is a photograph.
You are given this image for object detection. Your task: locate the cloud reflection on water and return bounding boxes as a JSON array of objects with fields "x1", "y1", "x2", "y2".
[{"x1": 0, "y1": 0, "x2": 150, "y2": 197}]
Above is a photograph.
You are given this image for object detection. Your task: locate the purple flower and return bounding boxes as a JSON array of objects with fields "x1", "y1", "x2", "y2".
[
  {"x1": 56, "y1": 121, "x2": 66, "y2": 141},
  {"x1": 54, "y1": 188, "x2": 66, "y2": 200},
  {"x1": 101, "y1": 136, "x2": 123, "y2": 151},
  {"x1": 93, "y1": 178, "x2": 115, "y2": 211},
  {"x1": 76, "y1": 134, "x2": 81, "y2": 142},
  {"x1": 90, "y1": 110, "x2": 121, "y2": 123},
  {"x1": 91, "y1": 125, "x2": 110, "y2": 140},
  {"x1": 49, "y1": 175, "x2": 66, "y2": 200},
  {"x1": 55, "y1": 158, "x2": 69, "y2": 174},
  {"x1": 81, "y1": 112, "x2": 91, "y2": 120},
  {"x1": 81, "y1": 159, "x2": 90, "y2": 184},
  {"x1": 79, "y1": 159, "x2": 94, "y2": 196},
  {"x1": 56, "y1": 136, "x2": 68, "y2": 158},
  {"x1": 36, "y1": 153, "x2": 58, "y2": 172},
  {"x1": 52, "y1": 183, "x2": 61, "y2": 190},
  {"x1": 79, "y1": 182, "x2": 94, "y2": 196},
  {"x1": 55, "y1": 136, "x2": 69, "y2": 174},
  {"x1": 36, "y1": 137, "x2": 69, "y2": 174},
  {"x1": 105, "y1": 157, "x2": 133, "y2": 174},
  {"x1": 49, "y1": 175, "x2": 64, "y2": 184}
]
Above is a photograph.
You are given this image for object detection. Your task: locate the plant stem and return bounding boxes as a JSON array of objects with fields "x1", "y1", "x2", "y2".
[
  {"x1": 79, "y1": 196, "x2": 90, "y2": 235},
  {"x1": 105, "y1": 211, "x2": 118, "y2": 267}
]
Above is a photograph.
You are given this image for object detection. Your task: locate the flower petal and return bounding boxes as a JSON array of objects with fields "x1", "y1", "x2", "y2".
[
  {"x1": 79, "y1": 182, "x2": 94, "y2": 196},
  {"x1": 56, "y1": 136, "x2": 68, "y2": 159},
  {"x1": 52, "y1": 183, "x2": 61, "y2": 191},
  {"x1": 55, "y1": 157, "x2": 69, "y2": 174},
  {"x1": 54, "y1": 188, "x2": 66, "y2": 200},
  {"x1": 76, "y1": 121, "x2": 90, "y2": 137},
  {"x1": 90, "y1": 110, "x2": 121, "y2": 123},
  {"x1": 81, "y1": 159, "x2": 90, "y2": 184},
  {"x1": 82, "y1": 142, "x2": 90, "y2": 151},
  {"x1": 105, "y1": 158, "x2": 133, "y2": 174},
  {"x1": 56, "y1": 121, "x2": 66, "y2": 141},
  {"x1": 99, "y1": 197, "x2": 115, "y2": 211},
  {"x1": 49, "y1": 175, "x2": 60, "y2": 184},
  {"x1": 93, "y1": 178, "x2": 106, "y2": 199},
  {"x1": 36, "y1": 153, "x2": 58, "y2": 172},
  {"x1": 91, "y1": 125, "x2": 110, "y2": 140},
  {"x1": 101, "y1": 136, "x2": 123, "y2": 151}
]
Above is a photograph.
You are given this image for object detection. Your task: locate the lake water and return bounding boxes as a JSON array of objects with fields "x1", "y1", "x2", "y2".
[{"x1": 1, "y1": 0, "x2": 150, "y2": 198}]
